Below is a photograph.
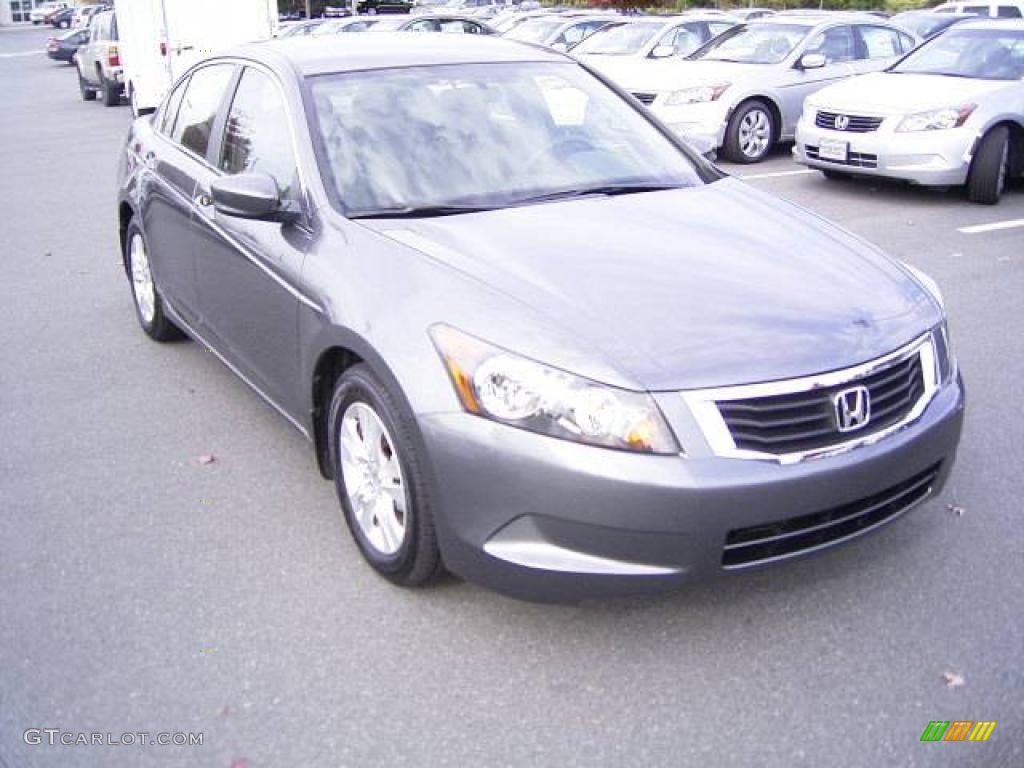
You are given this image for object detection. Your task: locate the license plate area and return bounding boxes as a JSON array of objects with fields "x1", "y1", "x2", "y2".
[{"x1": 819, "y1": 138, "x2": 849, "y2": 162}]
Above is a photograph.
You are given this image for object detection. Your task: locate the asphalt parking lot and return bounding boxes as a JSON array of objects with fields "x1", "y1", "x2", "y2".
[{"x1": 1, "y1": 24, "x2": 1022, "y2": 768}]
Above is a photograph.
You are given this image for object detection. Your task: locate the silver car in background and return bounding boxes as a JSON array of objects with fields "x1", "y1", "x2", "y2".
[
  {"x1": 572, "y1": 14, "x2": 737, "y2": 81},
  {"x1": 795, "y1": 20, "x2": 1024, "y2": 203},
  {"x1": 644, "y1": 15, "x2": 917, "y2": 162},
  {"x1": 503, "y1": 13, "x2": 622, "y2": 51}
]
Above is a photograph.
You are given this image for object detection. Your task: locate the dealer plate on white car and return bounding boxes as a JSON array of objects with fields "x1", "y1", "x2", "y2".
[{"x1": 819, "y1": 138, "x2": 849, "y2": 162}]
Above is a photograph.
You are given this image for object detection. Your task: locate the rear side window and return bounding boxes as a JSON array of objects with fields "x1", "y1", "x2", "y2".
[
  {"x1": 219, "y1": 68, "x2": 298, "y2": 199},
  {"x1": 172, "y1": 64, "x2": 235, "y2": 159},
  {"x1": 963, "y1": 5, "x2": 989, "y2": 13},
  {"x1": 997, "y1": 5, "x2": 1022, "y2": 16},
  {"x1": 806, "y1": 25, "x2": 857, "y2": 63},
  {"x1": 859, "y1": 25, "x2": 904, "y2": 58},
  {"x1": 159, "y1": 77, "x2": 189, "y2": 135}
]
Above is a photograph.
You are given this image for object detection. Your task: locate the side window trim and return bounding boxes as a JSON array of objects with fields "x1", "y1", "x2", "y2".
[
  {"x1": 203, "y1": 65, "x2": 244, "y2": 170},
  {"x1": 162, "y1": 62, "x2": 239, "y2": 171}
]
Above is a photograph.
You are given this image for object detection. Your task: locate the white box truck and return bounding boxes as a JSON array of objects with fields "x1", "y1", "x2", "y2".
[{"x1": 114, "y1": 0, "x2": 279, "y2": 116}]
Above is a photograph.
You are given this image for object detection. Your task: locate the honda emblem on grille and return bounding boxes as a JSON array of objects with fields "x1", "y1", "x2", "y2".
[
  {"x1": 834, "y1": 114, "x2": 850, "y2": 131},
  {"x1": 834, "y1": 385, "x2": 871, "y2": 432}
]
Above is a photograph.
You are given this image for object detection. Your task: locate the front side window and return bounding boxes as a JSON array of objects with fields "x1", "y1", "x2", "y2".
[
  {"x1": 309, "y1": 62, "x2": 706, "y2": 215},
  {"x1": 661, "y1": 23, "x2": 704, "y2": 56},
  {"x1": 220, "y1": 68, "x2": 298, "y2": 199},
  {"x1": 172, "y1": 64, "x2": 235, "y2": 159},
  {"x1": 805, "y1": 25, "x2": 857, "y2": 64},
  {"x1": 693, "y1": 23, "x2": 811, "y2": 64},
  {"x1": 891, "y1": 27, "x2": 1024, "y2": 79}
]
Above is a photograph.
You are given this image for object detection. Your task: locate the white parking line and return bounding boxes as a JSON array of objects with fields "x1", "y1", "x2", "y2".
[
  {"x1": 957, "y1": 218, "x2": 1024, "y2": 235},
  {"x1": 0, "y1": 51, "x2": 43, "y2": 58},
  {"x1": 736, "y1": 169, "x2": 817, "y2": 180}
]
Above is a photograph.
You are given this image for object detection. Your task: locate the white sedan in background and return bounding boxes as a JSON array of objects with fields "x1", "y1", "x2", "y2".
[{"x1": 795, "y1": 19, "x2": 1024, "y2": 204}]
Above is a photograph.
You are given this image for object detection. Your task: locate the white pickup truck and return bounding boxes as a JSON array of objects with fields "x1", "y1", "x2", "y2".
[{"x1": 114, "y1": 0, "x2": 279, "y2": 116}]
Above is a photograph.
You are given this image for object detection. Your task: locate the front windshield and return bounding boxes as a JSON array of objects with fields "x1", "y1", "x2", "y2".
[
  {"x1": 309, "y1": 62, "x2": 705, "y2": 215},
  {"x1": 891, "y1": 27, "x2": 1024, "y2": 79},
  {"x1": 693, "y1": 23, "x2": 810, "y2": 64},
  {"x1": 572, "y1": 22, "x2": 665, "y2": 55},
  {"x1": 504, "y1": 17, "x2": 562, "y2": 43}
]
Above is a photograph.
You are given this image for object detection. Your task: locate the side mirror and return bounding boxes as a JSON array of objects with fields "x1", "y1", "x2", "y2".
[
  {"x1": 210, "y1": 172, "x2": 301, "y2": 223},
  {"x1": 798, "y1": 52, "x2": 826, "y2": 70},
  {"x1": 650, "y1": 44, "x2": 674, "y2": 59}
]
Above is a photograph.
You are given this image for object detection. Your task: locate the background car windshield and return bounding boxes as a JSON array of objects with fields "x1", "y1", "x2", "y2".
[
  {"x1": 310, "y1": 62, "x2": 704, "y2": 214},
  {"x1": 694, "y1": 23, "x2": 809, "y2": 64},
  {"x1": 573, "y1": 22, "x2": 664, "y2": 55},
  {"x1": 892, "y1": 28, "x2": 1024, "y2": 79},
  {"x1": 505, "y1": 17, "x2": 562, "y2": 43}
]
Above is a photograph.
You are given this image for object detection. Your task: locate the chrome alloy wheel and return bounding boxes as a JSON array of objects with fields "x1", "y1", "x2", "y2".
[
  {"x1": 739, "y1": 108, "x2": 771, "y2": 159},
  {"x1": 339, "y1": 402, "x2": 408, "y2": 556},
  {"x1": 129, "y1": 232, "x2": 155, "y2": 325}
]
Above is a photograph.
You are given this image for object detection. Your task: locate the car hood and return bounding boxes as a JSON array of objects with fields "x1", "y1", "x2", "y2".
[
  {"x1": 361, "y1": 179, "x2": 940, "y2": 391},
  {"x1": 631, "y1": 59, "x2": 771, "y2": 93},
  {"x1": 810, "y1": 71, "x2": 1014, "y2": 114}
]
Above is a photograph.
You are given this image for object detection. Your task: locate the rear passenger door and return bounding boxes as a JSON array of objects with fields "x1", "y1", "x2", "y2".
[
  {"x1": 192, "y1": 65, "x2": 310, "y2": 415},
  {"x1": 144, "y1": 64, "x2": 235, "y2": 324}
]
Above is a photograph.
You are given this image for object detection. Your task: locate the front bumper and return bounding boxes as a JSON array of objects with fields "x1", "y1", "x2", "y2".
[
  {"x1": 420, "y1": 375, "x2": 964, "y2": 602},
  {"x1": 794, "y1": 117, "x2": 974, "y2": 186},
  {"x1": 651, "y1": 99, "x2": 730, "y2": 151}
]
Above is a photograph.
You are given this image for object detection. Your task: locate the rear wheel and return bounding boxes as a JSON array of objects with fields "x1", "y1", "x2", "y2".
[
  {"x1": 102, "y1": 76, "x2": 121, "y2": 107},
  {"x1": 125, "y1": 222, "x2": 183, "y2": 342},
  {"x1": 967, "y1": 126, "x2": 1009, "y2": 205},
  {"x1": 78, "y1": 69, "x2": 96, "y2": 101},
  {"x1": 723, "y1": 100, "x2": 775, "y2": 164}
]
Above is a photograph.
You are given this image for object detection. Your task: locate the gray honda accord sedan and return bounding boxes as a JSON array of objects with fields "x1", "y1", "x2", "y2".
[{"x1": 116, "y1": 34, "x2": 964, "y2": 601}]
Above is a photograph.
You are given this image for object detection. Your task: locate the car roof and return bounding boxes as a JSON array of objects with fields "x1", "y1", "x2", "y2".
[
  {"x1": 958, "y1": 18, "x2": 1024, "y2": 29},
  {"x1": 234, "y1": 33, "x2": 564, "y2": 76}
]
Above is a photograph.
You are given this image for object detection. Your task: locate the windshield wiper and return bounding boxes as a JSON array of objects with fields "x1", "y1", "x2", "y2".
[
  {"x1": 347, "y1": 204, "x2": 497, "y2": 219},
  {"x1": 509, "y1": 183, "x2": 687, "y2": 206}
]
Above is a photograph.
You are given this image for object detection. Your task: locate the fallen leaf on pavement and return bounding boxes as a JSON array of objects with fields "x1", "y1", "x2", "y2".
[
  {"x1": 946, "y1": 504, "x2": 965, "y2": 517},
  {"x1": 943, "y1": 672, "x2": 965, "y2": 688},
  {"x1": 194, "y1": 454, "x2": 217, "y2": 466}
]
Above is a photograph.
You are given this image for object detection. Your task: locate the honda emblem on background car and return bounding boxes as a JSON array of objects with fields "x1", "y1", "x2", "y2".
[
  {"x1": 834, "y1": 386, "x2": 871, "y2": 432},
  {"x1": 834, "y1": 114, "x2": 850, "y2": 131}
]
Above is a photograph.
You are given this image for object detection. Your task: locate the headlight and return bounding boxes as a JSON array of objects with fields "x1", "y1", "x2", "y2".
[
  {"x1": 932, "y1": 322, "x2": 956, "y2": 386},
  {"x1": 430, "y1": 325, "x2": 680, "y2": 454},
  {"x1": 896, "y1": 104, "x2": 975, "y2": 133},
  {"x1": 663, "y1": 83, "x2": 730, "y2": 106}
]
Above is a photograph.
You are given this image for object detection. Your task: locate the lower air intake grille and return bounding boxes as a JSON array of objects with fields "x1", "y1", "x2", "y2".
[{"x1": 722, "y1": 462, "x2": 941, "y2": 568}]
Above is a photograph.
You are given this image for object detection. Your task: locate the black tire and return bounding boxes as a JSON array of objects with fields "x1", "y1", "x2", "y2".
[
  {"x1": 102, "y1": 76, "x2": 121, "y2": 107},
  {"x1": 328, "y1": 364, "x2": 442, "y2": 586},
  {"x1": 723, "y1": 99, "x2": 775, "y2": 164},
  {"x1": 78, "y1": 70, "x2": 96, "y2": 101},
  {"x1": 124, "y1": 221, "x2": 183, "y2": 342},
  {"x1": 967, "y1": 126, "x2": 1009, "y2": 205},
  {"x1": 822, "y1": 169, "x2": 852, "y2": 181}
]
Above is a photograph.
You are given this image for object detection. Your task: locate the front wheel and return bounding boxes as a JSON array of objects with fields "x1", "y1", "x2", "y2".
[
  {"x1": 723, "y1": 100, "x2": 775, "y2": 164},
  {"x1": 125, "y1": 222, "x2": 183, "y2": 341},
  {"x1": 328, "y1": 365, "x2": 442, "y2": 586},
  {"x1": 967, "y1": 126, "x2": 1009, "y2": 205}
]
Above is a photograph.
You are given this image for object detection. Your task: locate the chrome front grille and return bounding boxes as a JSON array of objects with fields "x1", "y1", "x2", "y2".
[
  {"x1": 722, "y1": 462, "x2": 941, "y2": 567},
  {"x1": 717, "y1": 353, "x2": 925, "y2": 456},
  {"x1": 815, "y1": 110, "x2": 884, "y2": 133},
  {"x1": 681, "y1": 335, "x2": 939, "y2": 463},
  {"x1": 805, "y1": 145, "x2": 878, "y2": 168}
]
